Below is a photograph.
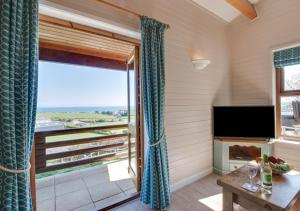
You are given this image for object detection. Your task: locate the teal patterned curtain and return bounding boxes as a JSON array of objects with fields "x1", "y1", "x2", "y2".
[
  {"x1": 0, "y1": 0, "x2": 39, "y2": 210},
  {"x1": 274, "y1": 46, "x2": 300, "y2": 68},
  {"x1": 140, "y1": 16, "x2": 170, "y2": 209}
]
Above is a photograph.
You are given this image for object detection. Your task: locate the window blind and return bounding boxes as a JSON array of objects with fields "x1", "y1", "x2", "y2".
[{"x1": 274, "y1": 46, "x2": 300, "y2": 68}]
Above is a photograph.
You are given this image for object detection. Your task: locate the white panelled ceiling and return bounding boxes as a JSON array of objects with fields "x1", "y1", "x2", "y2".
[{"x1": 191, "y1": 0, "x2": 260, "y2": 22}]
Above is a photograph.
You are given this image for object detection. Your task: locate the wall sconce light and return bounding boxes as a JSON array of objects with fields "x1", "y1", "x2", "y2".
[{"x1": 192, "y1": 59, "x2": 211, "y2": 70}]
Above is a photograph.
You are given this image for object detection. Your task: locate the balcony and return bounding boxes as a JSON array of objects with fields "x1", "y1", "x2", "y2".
[{"x1": 34, "y1": 124, "x2": 137, "y2": 211}]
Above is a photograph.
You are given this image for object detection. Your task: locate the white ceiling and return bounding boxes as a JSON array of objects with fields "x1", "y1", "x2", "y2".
[{"x1": 192, "y1": 0, "x2": 259, "y2": 22}]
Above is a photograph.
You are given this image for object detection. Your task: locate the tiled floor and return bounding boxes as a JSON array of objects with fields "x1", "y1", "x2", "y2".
[
  {"x1": 36, "y1": 160, "x2": 136, "y2": 211},
  {"x1": 37, "y1": 168, "x2": 300, "y2": 211}
]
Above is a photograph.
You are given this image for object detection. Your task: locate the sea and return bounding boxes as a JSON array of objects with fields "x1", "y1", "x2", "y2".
[{"x1": 37, "y1": 106, "x2": 127, "y2": 113}]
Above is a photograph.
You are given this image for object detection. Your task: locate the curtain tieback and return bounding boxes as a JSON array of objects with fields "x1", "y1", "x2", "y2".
[
  {"x1": 149, "y1": 129, "x2": 165, "y2": 147},
  {"x1": 0, "y1": 163, "x2": 31, "y2": 174}
]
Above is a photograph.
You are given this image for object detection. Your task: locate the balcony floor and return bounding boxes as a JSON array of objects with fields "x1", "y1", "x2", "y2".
[{"x1": 36, "y1": 160, "x2": 136, "y2": 211}]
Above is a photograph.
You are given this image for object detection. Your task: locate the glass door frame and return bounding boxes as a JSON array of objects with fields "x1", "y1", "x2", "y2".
[
  {"x1": 31, "y1": 15, "x2": 143, "y2": 211},
  {"x1": 127, "y1": 45, "x2": 143, "y2": 192}
]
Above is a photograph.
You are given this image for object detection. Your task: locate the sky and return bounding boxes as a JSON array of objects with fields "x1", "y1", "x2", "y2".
[
  {"x1": 284, "y1": 64, "x2": 300, "y2": 90},
  {"x1": 38, "y1": 61, "x2": 128, "y2": 107}
]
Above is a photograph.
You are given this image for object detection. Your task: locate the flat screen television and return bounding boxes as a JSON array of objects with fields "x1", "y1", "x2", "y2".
[{"x1": 213, "y1": 106, "x2": 275, "y2": 138}]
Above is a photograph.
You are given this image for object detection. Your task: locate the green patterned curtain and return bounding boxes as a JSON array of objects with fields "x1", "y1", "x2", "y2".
[
  {"x1": 274, "y1": 46, "x2": 300, "y2": 68},
  {"x1": 0, "y1": 0, "x2": 39, "y2": 210},
  {"x1": 140, "y1": 16, "x2": 170, "y2": 209}
]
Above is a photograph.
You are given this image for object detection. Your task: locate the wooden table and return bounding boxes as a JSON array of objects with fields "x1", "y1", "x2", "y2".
[{"x1": 217, "y1": 166, "x2": 300, "y2": 211}]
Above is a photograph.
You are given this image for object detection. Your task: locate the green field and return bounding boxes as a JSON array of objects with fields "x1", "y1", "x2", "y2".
[
  {"x1": 37, "y1": 112, "x2": 128, "y2": 142},
  {"x1": 46, "y1": 130, "x2": 127, "y2": 142},
  {"x1": 37, "y1": 112, "x2": 127, "y2": 121}
]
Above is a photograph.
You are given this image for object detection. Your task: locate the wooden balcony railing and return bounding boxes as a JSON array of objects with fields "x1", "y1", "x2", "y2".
[{"x1": 34, "y1": 124, "x2": 128, "y2": 174}]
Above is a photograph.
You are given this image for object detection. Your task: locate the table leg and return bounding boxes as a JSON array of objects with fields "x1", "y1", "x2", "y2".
[{"x1": 223, "y1": 188, "x2": 233, "y2": 211}]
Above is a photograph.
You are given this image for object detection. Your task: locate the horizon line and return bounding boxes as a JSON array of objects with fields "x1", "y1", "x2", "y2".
[{"x1": 37, "y1": 105, "x2": 128, "y2": 108}]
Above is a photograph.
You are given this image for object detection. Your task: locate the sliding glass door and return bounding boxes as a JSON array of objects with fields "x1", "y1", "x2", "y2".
[{"x1": 127, "y1": 46, "x2": 142, "y2": 191}]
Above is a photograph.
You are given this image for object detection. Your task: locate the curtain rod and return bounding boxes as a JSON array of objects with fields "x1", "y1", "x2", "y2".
[{"x1": 96, "y1": 0, "x2": 170, "y2": 29}]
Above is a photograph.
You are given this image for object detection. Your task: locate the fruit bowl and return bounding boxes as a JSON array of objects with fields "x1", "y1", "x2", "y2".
[
  {"x1": 271, "y1": 168, "x2": 286, "y2": 175},
  {"x1": 256, "y1": 156, "x2": 293, "y2": 175}
]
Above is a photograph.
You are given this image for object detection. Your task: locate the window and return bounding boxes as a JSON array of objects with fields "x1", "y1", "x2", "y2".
[
  {"x1": 276, "y1": 64, "x2": 300, "y2": 139},
  {"x1": 36, "y1": 60, "x2": 130, "y2": 169},
  {"x1": 36, "y1": 60, "x2": 128, "y2": 131}
]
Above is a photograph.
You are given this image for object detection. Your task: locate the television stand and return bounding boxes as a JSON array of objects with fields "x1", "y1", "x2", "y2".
[{"x1": 213, "y1": 138, "x2": 274, "y2": 175}]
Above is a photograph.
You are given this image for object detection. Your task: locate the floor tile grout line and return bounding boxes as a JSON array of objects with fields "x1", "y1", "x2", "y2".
[
  {"x1": 54, "y1": 175, "x2": 57, "y2": 211},
  {"x1": 83, "y1": 176, "x2": 95, "y2": 208},
  {"x1": 55, "y1": 178, "x2": 87, "y2": 197},
  {"x1": 36, "y1": 176, "x2": 55, "y2": 190},
  {"x1": 66, "y1": 200, "x2": 93, "y2": 211}
]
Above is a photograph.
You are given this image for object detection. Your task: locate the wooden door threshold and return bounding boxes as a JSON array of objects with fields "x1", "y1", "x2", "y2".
[{"x1": 94, "y1": 192, "x2": 140, "y2": 211}]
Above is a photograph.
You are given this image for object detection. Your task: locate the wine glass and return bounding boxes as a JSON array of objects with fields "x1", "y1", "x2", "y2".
[{"x1": 247, "y1": 162, "x2": 258, "y2": 191}]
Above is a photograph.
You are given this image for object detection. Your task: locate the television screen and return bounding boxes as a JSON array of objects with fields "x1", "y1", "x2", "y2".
[{"x1": 213, "y1": 106, "x2": 275, "y2": 138}]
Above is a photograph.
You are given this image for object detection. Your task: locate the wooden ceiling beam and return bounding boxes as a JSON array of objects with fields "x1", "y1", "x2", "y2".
[
  {"x1": 226, "y1": 0, "x2": 257, "y2": 20},
  {"x1": 39, "y1": 14, "x2": 140, "y2": 45}
]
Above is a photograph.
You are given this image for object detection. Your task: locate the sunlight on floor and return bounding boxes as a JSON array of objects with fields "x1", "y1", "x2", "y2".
[
  {"x1": 198, "y1": 193, "x2": 223, "y2": 211},
  {"x1": 286, "y1": 170, "x2": 300, "y2": 176},
  {"x1": 107, "y1": 160, "x2": 130, "y2": 182}
]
